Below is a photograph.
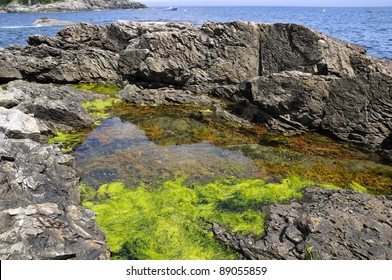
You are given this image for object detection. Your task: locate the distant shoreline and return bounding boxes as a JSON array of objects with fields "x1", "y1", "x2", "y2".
[{"x1": 0, "y1": 0, "x2": 147, "y2": 13}]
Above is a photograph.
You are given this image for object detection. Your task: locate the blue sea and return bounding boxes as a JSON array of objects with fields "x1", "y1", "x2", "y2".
[{"x1": 0, "y1": 6, "x2": 391, "y2": 58}]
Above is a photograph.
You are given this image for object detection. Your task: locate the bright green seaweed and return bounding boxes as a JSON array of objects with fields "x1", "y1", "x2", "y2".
[
  {"x1": 81, "y1": 176, "x2": 316, "y2": 260},
  {"x1": 73, "y1": 83, "x2": 121, "y2": 95},
  {"x1": 48, "y1": 129, "x2": 90, "y2": 154},
  {"x1": 82, "y1": 97, "x2": 123, "y2": 119}
]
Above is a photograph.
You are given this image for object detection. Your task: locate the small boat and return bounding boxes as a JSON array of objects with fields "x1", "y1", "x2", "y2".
[{"x1": 164, "y1": 6, "x2": 178, "y2": 11}]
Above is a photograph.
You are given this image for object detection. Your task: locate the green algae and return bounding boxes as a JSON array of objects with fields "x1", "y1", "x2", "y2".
[
  {"x1": 81, "y1": 176, "x2": 317, "y2": 260},
  {"x1": 82, "y1": 98, "x2": 123, "y2": 119},
  {"x1": 73, "y1": 83, "x2": 121, "y2": 95},
  {"x1": 48, "y1": 129, "x2": 90, "y2": 154}
]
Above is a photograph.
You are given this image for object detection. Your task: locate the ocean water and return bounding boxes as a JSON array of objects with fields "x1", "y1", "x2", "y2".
[{"x1": 0, "y1": 6, "x2": 391, "y2": 58}]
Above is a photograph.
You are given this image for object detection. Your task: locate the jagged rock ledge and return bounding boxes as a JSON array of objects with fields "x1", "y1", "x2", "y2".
[
  {"x1": 0, "y1": 81, "x2": 110, "y2": 259},
  {"x1": 211, "y1": 187, "x2": 392, "y2": 260},
  {"x1": 0, "y1": 0, "x2": 147, "y2": 13}
]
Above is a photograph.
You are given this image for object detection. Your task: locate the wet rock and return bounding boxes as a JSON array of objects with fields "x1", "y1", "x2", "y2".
[
  {"x1": 212, "y1": 187, "x2": 392, "y2": 260},
  {"x1": 0, "y1": 138, "x2": 110, "y2": 259},
  {"x1": 33, "y1": 18, "x2": 76, "y2": 27}
]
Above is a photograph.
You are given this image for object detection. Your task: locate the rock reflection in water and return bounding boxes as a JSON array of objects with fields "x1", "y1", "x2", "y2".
[{"x1": 73, "y1": 117, "x2": 262, "y2": 188}]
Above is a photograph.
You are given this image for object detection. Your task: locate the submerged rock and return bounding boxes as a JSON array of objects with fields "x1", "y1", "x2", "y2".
[
  {"x1": 33, "y1": 18, "x2": 76, "y2": 27},
  {"x1": 212, "y1": 187, "x2": 392, "y2": 260},
  {"x1": 117, "y1": 84, "x2": 219, "y2": 106}
]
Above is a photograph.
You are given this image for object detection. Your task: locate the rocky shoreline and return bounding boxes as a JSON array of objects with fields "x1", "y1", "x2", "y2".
[
  {"x1": 0, "y1": 21, "x2": 391, "y2": 259},
  {"x1": 1, "y1": 21, "x2": 391, "y2": 154},
  {"x1": 0, "y1": 81, "x2": 110, "y2": 259},
  {"x1": 0, "y1": 0, "x2": 147, "y2": 13}
]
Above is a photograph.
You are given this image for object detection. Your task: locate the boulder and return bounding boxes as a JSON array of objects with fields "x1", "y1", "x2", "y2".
[
  {"x1": 0, "y1": 139, "x2": 110, "y2": 259},
  {"x1": 1, "y1": 81, "x2": 96, "y2": 134},
  {"x1": 212, "y1": 187, "x2": 392, "y2": 260},
  {"x1": 0, "y1": 107, "x2": 41, "y2": 142}
]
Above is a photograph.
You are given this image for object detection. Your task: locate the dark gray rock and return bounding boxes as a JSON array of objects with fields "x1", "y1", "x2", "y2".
[
  {"x1": 0, "y1": 138, "x2": 110, "y2": 259},
  {"x1": 0, "y1": 59, "x2": 22, "y2": 83},
  {"x1": 212, "y1": 187, "x2": 392, "y2": 260},
  {"x1": 233, "y1": 71, "x2": 392, "y2": 150},
  {"x1": 1, "y1": 41, "x2": 121, "y2": 84},
  {"x1": 117, "y1": 84, "x2": 219, "y2": 106}
]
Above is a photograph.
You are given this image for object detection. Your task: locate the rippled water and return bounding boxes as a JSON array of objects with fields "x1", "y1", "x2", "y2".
[{"x1": 0, "y1": 6, "x2": 391, "y2": 58}]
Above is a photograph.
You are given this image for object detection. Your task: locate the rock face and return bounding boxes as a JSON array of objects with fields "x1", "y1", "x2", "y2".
[
  {"x1": 236, "y1": 71, "x2": 392, "y2": 149},
  {"x1": 0, "y1": 0, "x2": 147, "y2": 13},
  {"x1": 0, "y1": 138, "x2": 110, "y2": 259},
  {"x1": 0, "y1": 21, "x2": 390, "y2": 153},
  {"x1": 212, "y1": 187, "x2": 392, "y2": 260},
  {"x1": 0, "y1": 81, "x2": 110, "y2": 259}
]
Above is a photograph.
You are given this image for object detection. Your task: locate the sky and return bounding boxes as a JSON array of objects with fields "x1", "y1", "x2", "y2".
[{"x1": 142, "y1": 0, "x2": 392, "y2": 7}]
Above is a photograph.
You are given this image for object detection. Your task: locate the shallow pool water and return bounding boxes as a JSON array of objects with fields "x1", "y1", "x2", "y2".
[
  {"x1": 73, "y1": 116, "x2": 263, "y2": 188},
  {"x1": 70, "y1": 102, "x2": 391, "y2": 259}
]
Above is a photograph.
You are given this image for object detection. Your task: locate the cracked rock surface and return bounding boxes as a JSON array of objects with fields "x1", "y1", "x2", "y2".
[{"x1": 212, "y1": 187, "x2": 392, "y2": 260}]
